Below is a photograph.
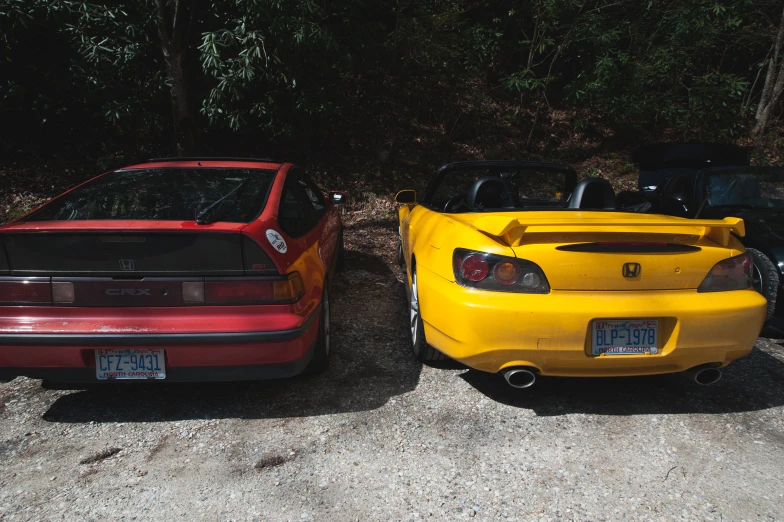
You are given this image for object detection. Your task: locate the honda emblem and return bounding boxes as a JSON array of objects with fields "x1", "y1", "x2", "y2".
[
  {"x1": 119, "y1": 259, "x2": 135, "y2": 271},
  {"x1": 622, "y1": 262, "x2": 641, "y2": 278}
]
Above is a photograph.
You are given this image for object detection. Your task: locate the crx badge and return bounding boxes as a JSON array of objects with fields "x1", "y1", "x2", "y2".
[
  {"x1": 119, "y1": 259, "x2": 135, "y2": 271},
  {"x1": 622, "y1": 262, "x2": 641, "y2": 278}
]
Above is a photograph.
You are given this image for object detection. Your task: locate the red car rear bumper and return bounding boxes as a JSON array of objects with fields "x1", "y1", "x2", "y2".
[{"x1": 0, "y1": 305, "x2": 320, "y2": 383}]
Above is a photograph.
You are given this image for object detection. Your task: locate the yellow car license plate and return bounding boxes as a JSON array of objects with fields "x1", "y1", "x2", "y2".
[{"x1": 592, "y1": 320, "x2": 658, "y2": 355}]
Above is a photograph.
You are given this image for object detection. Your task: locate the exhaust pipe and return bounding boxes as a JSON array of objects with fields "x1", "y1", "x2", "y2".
[
  {"x1": 685, "y1": 364, "x2": 722, "y2": 386},
  {"x1": 502, "y1": 367, "x2": 537, "y2": 389}
]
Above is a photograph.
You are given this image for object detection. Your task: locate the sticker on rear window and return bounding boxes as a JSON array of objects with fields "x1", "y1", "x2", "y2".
[{"x1": 266, "y1": 229, "x2": 288, "y2": 254}]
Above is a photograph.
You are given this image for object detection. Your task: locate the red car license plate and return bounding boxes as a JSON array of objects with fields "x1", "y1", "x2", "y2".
[{"x1": 95, "y1": 349, "x2": 166, "y2": 379}]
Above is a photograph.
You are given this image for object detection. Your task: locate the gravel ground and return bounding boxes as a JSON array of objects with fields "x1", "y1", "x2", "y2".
[{"x1": 1, "y1": 220, "x2": 784, "y2": 521}]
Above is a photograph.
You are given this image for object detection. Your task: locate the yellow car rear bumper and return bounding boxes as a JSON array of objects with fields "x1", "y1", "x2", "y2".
[{"x1": 417, "y1": 265, "x2": 767, "y2": 377}]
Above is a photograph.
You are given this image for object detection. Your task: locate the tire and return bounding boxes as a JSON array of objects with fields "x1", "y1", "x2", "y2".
[
  {"x1": 409, "y1": 268, "x2": 446, "y2": 362},
  {"x1": 747, "y1": 248, "x2": 779, "y2": 321},
  {"x1": 305, "y1": 285, "x2": 332, "y2": 373},
  {"x1": 397, "y1": 237, "x2": 405, "y2": 268},
  {"x1": 335, "y1": 231, "x2": 345, "y2": 272}
]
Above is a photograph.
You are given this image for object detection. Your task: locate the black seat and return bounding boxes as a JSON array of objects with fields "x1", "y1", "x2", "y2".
[
  {"x1": 466, "y1": 177, "x2": 516, "y2": 210},
  {"x1": 568, "y1": 178, "x2": 616, "y2": 210}
]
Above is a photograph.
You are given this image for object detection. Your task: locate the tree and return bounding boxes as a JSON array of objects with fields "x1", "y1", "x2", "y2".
[
  {"x1": 1, "y1": 0, "x2": 171, "y2": 155},
  {"x1": 751, "y1": 5, "x2": 784, "y2": 141},
  {"x1": 0, "y1": 0, "x2": 198, "y2": 155},
  {"x1": 153, "y1": 0, "x2": 197, "y2": 155},
  {"x1": 198, "y1": 0, "x2": 382, "y2": 140},
  {"x1": 3, "y1": 0, "x2": 784, "y2": 160}
]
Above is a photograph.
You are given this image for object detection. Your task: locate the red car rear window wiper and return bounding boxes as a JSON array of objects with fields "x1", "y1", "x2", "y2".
[{"x1": 195, "y1": 179, "x2": 249, "y2": 225}]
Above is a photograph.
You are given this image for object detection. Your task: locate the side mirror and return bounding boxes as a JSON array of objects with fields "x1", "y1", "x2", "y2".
[
  {"x1": 395, "y1": 190, "x2": 417, "y2": 204},
  {"x1": 328, "y1": 191, "x2": 348, "y2": 206}
]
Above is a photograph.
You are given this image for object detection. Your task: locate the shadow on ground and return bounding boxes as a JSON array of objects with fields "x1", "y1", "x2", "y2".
[
  {"x1": 42, "y1": 250, "x2": 420, "y2": 423},
  {"x1": 38, "y1": 243, "x2": 784, "y2": 421},
  {"x1": 761, "y1": 314, "x2": 784, "y2": 338},
  {"x1": 461, "y1": 346, "x2": 784, "y2": 416}
]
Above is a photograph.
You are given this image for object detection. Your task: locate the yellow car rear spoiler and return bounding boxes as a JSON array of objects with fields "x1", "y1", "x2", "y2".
[{"x1": 470, "y1": 215, "x2": 745, "y2": 247}]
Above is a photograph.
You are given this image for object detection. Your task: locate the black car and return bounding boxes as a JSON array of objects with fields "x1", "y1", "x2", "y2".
[
  {"x1": 634, "y1": 164, "x2": 784, "y2": 321},
  {"x1": 633, "y1": 142, "x2": 751, "y2": 194}
]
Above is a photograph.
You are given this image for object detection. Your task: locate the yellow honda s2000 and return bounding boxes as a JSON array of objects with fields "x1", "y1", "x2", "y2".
[{"x1": 395, "y1": 161, "x2": 767, "y2": 388}]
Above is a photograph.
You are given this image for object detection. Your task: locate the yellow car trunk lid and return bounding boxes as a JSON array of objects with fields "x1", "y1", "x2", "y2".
[{"x1": 455, "y1": 211, "x2": 746, "y2": 291}]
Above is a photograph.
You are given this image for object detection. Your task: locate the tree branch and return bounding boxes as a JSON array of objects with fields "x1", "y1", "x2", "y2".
[
  {"x1": 153, "y1": 0, "x2": 173, "y2": 53},
  {"x1": 755, "y1": 5, "x2": 784, "y2": 123},
  {"x1": 171, "y1": 0, "x2": 193, "y2": 52}
]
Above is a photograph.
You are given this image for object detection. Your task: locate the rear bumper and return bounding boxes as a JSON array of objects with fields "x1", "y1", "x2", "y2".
[
  {"x1": 417, "y1": 265, "x2": 767, "y2": 377},
  {"x1": 0, "y1": 308, "x2": 319, "y2": 383},
  {"x1": 0, "y1": 356, "x2": 314, "y2": 383}
]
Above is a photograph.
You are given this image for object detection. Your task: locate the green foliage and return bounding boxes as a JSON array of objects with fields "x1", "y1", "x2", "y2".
[
  {"x1": 457, "y1": 0, "x2": 779, "y2": 140},
  {"x1": 198, "y1": 0, "x2": 379, "y2": 133},
  {"x1": 503, "y1": 69, "x2": 548, "y2": 94},
  {"x1": 688, "y1": 73, "x2": 749, "y2": 137},
  {"x1": 558, "y1": 0, "x2": 770, "y2": 139},
  {"x1": 2, "y1": 1, "x2": 164, "y2": 119},
  {"x1": 463, "y1": 20, "x2": 503, "y2": 72},
  {"x1": 1, "y1": 0, "x2": 783, "y2": 154}
]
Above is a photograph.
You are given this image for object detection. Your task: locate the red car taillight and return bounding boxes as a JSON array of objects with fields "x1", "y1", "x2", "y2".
[
  {"x1": 0, "y1": 279, "x2": 52, "y2": 304},
  {"x1": 697, "y1": 253, "x2": 753, "y2": 292},
  {"x1": 453, "y1": 249, "x2": 550, "y2": 294},
  {"x1": 206, "y1": 280, "x2": 275, "y2": 303},
  {"x1": 182, "y1": 273, "x2": 305, "y2": 305}
]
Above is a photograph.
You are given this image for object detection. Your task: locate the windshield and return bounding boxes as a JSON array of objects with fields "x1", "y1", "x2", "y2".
[
  {"x1": 424, "y1": 164, "x2": 577, "y2": 212},
  {"x1": 704, "y1": 168, "x2": 784, "y2": 209},
  {"x1": 23, "y1": 168, "x2": 277, "y2": 223}
]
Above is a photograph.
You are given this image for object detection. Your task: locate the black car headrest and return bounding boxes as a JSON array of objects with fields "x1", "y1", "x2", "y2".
[
  {"x1": 467, "y1": 177, "x2": 516, "y2": 211},
  {"x1": 660, "y1": 175, "x2": 694, "y2": 216},
  {"x1": 568, "y1": 178, "x2": 616, "y2": 210},
  {"x1": 662, "y1": 175, "x2": 691, "y2": 201}
]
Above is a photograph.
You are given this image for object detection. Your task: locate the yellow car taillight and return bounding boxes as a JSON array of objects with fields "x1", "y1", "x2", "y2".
[
  {"x1": 697, "y1": 253, "x2": 753, "y2": 292},
  {"x1": 453, "y1": 249, "x2": 549, "y2": 294}
]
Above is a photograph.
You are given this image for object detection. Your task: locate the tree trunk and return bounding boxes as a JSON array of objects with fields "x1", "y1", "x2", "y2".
[
  {"x1": 751, "y1": 6, "x2": 784, "y2": 140},
  {"x1": 165, "y1": 53, "x2": 196, "y2": 156},
  {"x1": 154, "y1": 0, "x2": 197, "y2": 156}
]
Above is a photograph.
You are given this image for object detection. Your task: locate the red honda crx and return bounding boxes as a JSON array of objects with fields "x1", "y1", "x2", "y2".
[{"x1": 0, "y1": 158, "x2": 344, "y2": 383}]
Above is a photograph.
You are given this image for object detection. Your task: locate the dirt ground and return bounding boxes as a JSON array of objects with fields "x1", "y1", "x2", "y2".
[{"x1": 1, "y1": 219, "x2": 784, "y2": 521}]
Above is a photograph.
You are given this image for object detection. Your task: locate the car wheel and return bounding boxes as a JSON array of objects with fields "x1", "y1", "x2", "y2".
[
  {"x1": 747, "y1": 248, "x2": 779, "y2": 321},
  {"x1": 335, "y1": 231, "x2": 345, "y2": 272},
  {"x1": 305, "y1": 285, "x2": 331, "y2": 373},
  {"x1": 410, "y1": 268, "x2": 446, "y2": 362},
  {"x1": 397, "y1": 237, "x2": 405, "y2": 268}
]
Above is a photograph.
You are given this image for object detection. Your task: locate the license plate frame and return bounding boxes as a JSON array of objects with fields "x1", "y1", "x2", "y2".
[
  {"x1": 95, "y1": 348, "x2": 166, "y2": 380},
  {"x1": 591, "y1": 319, "x2": 658, "y2": 356}
]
